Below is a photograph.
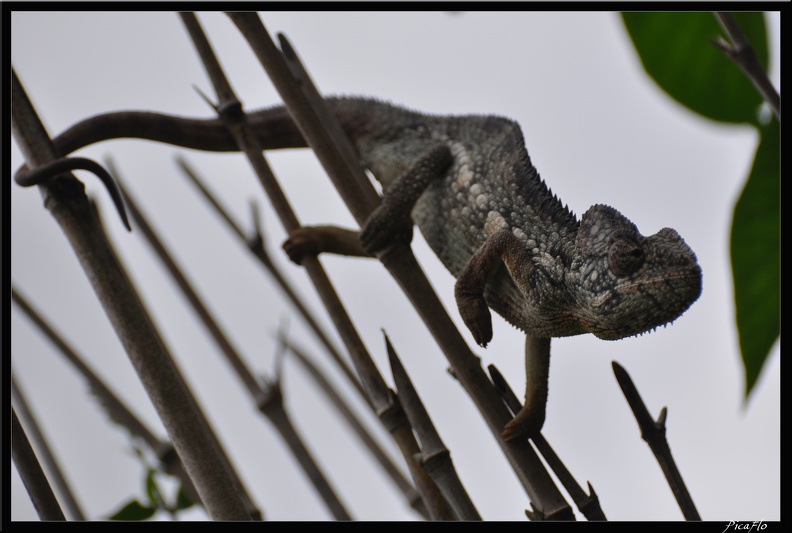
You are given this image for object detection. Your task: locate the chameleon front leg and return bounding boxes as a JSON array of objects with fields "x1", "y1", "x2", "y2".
[
  {"x1": 454, "y1": 228, "x2": 548, "y2": 439},
  {"x1": 454, "y1": 229, "x2": 535, "y2": 347},
  {"x1": 282, "y1": 143, "x2": 453, "y2": 262}
]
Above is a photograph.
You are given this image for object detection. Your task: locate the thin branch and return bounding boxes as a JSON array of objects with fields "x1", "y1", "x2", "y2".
[
  {"x1": 176, "y1": 156, "x2": 246, "y2": 236},
  {"x1": 284, "y1": 338, "x2": 430, "y2": 519},
  {"x1": 183, "y1": 11, "x2": 451, "y2": 519},
  {"x1": 255, "y1": 375, "x2": 352, "y2": 520},
  {"x1": 227, "y1": 13, "x2": 571, "y2": 519},
  {"x1": 712, "y1": 12, "x2": 780, "y2": 119},
  {"x1": 11, "y1": 284, "x2": 204, "y2": 510},
  {"x1": 386, "y1": 334, "x2": 480, "y2": 520},
  {"x1": 11, "y1": 286, "x2": 162, "y2": 451},
  {"x1": 11, "y1": 68, "x2": 252, "y2": 521},
  {"x1": 107, "y1": 164, "x2": 264, "y2": 519},
  {"x1": 12, "y1": 376, "x2": 86, "y2": 520},
  {"x1": 12, "y1": 408, "x2": 67, "y2": 521},
  {"x1": 176, "y1": 156, "x2": 364, "y2": 402},
  {"x1": 488, "y1": 365, "x2": 606, "y2": 521},
  {"x1": 111, "y1": 163, "x2": 259, "y2": 396},
  {"x1": 612, "y1": 361, "x2": 700, "y2": 520},
  {"x1": 111, "y1": 159, "x2": 355, "y2": 520}
]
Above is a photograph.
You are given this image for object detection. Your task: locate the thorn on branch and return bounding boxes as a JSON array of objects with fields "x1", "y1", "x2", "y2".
[
  {"x1": 246, "y1": 200, "x2": 267, "y2": 256},
  {"x1": 192, "y1": 84, "x2": 219, "y2": 112}
]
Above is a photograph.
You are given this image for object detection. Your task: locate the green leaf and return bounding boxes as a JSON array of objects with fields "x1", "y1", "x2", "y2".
[
  {"x1": 108, "y1": 499, "x2": 157, "y2": 521},
  {"x1": 175, "y1": 485, "x2": 196, "y2": 511},
  {"x1": 145, "y1": 468, "x2": 163, "y2": 507},
  {"x1": 622, "y1": 12, "x2": 768, "y2": 124},
  {"x1": 731, "y1": 118, "x2": 779, "y2": 395}
]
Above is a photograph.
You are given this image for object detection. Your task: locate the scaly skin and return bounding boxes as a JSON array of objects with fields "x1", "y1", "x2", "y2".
[{"x1": 322, "y1": 99, "x2": 702, "y2": 344}]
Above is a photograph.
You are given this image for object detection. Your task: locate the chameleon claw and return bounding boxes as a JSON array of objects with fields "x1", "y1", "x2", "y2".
[
  {"x1": 464, "y1": 314, "x2": 492, "y2": 347},
  {"x1": 465, "y1": 307, "x2": 493, "y2": 347},
  {"x1": 455, "y1": 288, "x2": 493, "y2": 347}
]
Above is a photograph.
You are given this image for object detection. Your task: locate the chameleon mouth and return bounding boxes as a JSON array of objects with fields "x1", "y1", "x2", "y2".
[
  {"x1": 585, "y1": 266, "x2": 702, "y2": 340},
  {"x1": 616, "y1": 266, "x2": 702, "y2": 298}
]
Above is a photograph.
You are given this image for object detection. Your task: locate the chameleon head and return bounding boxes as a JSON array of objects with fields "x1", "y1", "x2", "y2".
[{"x1": 573, "y1": 204, "x2": 702, "y2": 340}]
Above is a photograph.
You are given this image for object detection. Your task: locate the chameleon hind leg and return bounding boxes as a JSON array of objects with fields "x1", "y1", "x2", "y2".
[
  {"x1": 501, "y1": 336, "x2": 550, "y2": 441},
  {"x1": 359, "y1": 143, "x2": 453, "y2": 253},
  {"x1": 454, "y1": 228, "x2": 548, "y2": 439}
]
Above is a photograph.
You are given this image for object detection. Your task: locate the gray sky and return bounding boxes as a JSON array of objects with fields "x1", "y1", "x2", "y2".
[{"x1": 11, "y1": 11, "x2": 780, "y2": 521}]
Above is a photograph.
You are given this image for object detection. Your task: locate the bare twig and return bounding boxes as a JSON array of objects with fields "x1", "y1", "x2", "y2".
[
  {"x1": 11, "y1": 286, "x2": 162, "y2": 451},
  {"x1": 283, "y1": 338, "x2": 429, "y2": 519},
  {"x1": 109, "y1": 164, "x2": 268, "y2": 519},
  {"x1": 612, "y1": 361, "x2": 700, "y2": 520},
  {"x1": 712, "y1": 12, "x2": 780, "y2": 120},
  {"x1": 176, "y1": 156, "x2": 247, "y2": 235},
  {"x1": 12, "y1": 408, "x2": 67, "y2": 521},
  {"x1": 386, "y1": 334, "x2": 480, "y2": 520},
  {"x1": 201, "y1": 17, "x2": 393, "y2": 406},
  {"x1": 183, "y1": 12, "x2": 451, "y2": 519},
  {"x1": 11, "y1": 284, "x2": 204, "y2": 510},
  {"x1": 12, "y1": 378, "x2": 83, "y2": 520},
  {"x1": 112, "y1": 160, "x2": 357, "y2": 520},
  {"x1": 110, "y1": 163, "x2": 260, "y2": 397},
  {"x1": 255, "y1": 373, "x2": 352, "y2": 520},
  {"x1": 176, "y1": 157, "x2": 364, "y2": 402},
  {"x1": 11, "y1": 68, "x2": 252, "y2": 521},
  {"x1": 227, "y1": 12, "x2": 571, "y2": 519},
  {"x1": 488, "y1": 365, "x2": 606, "y2": 521}
]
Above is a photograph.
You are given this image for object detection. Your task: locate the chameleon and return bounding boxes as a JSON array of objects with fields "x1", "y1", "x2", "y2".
[{"x1": 14, "y1": 97, "x2": 703, "y2": 440}]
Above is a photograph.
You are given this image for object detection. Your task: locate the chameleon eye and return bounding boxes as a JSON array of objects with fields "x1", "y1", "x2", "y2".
[{"x1": 608, "y1": 237, "x2": 645, "y2": 277}]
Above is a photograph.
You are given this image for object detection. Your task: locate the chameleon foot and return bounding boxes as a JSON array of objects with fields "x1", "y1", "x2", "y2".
[
  {"x1": 501, "y1": 403, "x2": 546, "y2": 442},
  {"x1": 282, "y1": 225, "x2": 371, "y2": 265},
  {"x1": 359, "y1": 206, "x2": 414, "y2": 254}
]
